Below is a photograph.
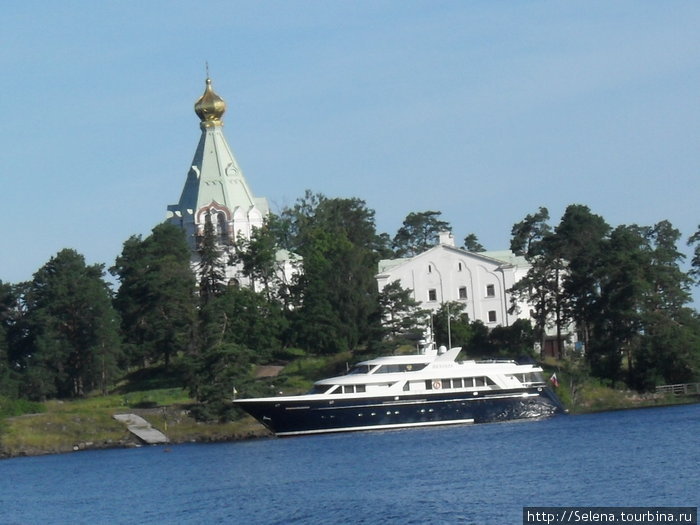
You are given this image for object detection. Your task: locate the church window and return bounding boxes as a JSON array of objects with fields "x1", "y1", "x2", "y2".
[
  {"x1": 486, "y1": 284, "x2": 495, "y2": 297},
  {"x1": 428, "y1": 264, "x2": 432, "y2": 273},
  {"x1": 458, "y1": 262, "x2": 463, "y2": 271},
  {"x1": 488, "y1": 310, "x2": 497, "y2": 323},
  {"x1": 217, "y1": 213, "x2": 227, "y2": 241},
  {"x1": 428, "y1": 289, "x2": 437, "y2": 302},
  {"x1": 459, "y1": 287, "x2": 467, "y2": 300}
]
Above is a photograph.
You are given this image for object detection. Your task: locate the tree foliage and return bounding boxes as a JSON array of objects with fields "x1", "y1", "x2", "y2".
[
  {"x1": 432, "y1": 302, "x2": 471, "y2": 349},
  {"x1": 19, "y1": 250, "x2": 122, "y2": 399},
  {"x1": 509, "y1": 207, "x2": 567, "y2": 355},
  {"x1": 555, "y1": 205, "x2": 610, "y2": 352},
  {"x1": 510, "y1": 205, "x2": 699, "y2": 389},
  {"x1": 282, "y1": 193, "x2": 383, "y2": 354},
  {"x1": 688, "y1": 224, "x2": 700, "y2": 282},
  {"x1": 510, "y1": 206, "x2": 551, "y2": 258},
  {"x1": 488, "y1": 319, "x2": 536, "y2": 358},
  {"x1": 197, "y1": 212, "x2": 227, "y2": 304},
  {"x1": 392, "y1": 211, "x2": 451, "y2": 257},
  {"x1": 232, "y1": 215, "x2": 296, "y2": 305},
  {"x1": 378, "y1": 281, "x2": 428, "y2": 341},
  {"x1": 198, "y1": 286, "x2": 287, "y2": 360},
  {"x1": 111, "y1": 223, "x2": 197, "y2": 368},
  {"x1": 186, "y1": 342, "x2": 253, "y2": 422},
  {"x1": 463, "y1": 233, "x2": 485, "y2": 252},
  {"x1": 0, "y1": 281, "x2": 19, "y2": 397}
]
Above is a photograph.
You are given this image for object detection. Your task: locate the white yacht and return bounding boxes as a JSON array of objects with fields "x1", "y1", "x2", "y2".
[{"x1": 235, "y1": 339, "x2": 564, "y2": 436}]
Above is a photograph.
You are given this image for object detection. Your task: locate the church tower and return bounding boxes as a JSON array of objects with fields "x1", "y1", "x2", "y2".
[{"x1": 167, "y1": 77, "x2": 271, "y2": 283}]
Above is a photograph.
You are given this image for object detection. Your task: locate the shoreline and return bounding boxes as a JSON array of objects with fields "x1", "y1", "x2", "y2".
[
  {"x1": 0, "y1": 417, "x2": 272, "y2": 460},
  {"x1": 2, "y1": 397, "x2": 697, "y2": 461}
]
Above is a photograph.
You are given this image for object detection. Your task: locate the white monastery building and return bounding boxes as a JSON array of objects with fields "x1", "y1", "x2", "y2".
[
  {"x1": 376, "y1": 232, "x2": 532, "y2": 328},
  {"x1": 166, "y1": 77, "x2": 299, "y2": 288}
]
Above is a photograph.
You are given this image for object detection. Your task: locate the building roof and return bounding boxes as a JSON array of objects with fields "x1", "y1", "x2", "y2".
[
  {"x1": 478, "y1": 250, "x2": 528, "y2": 267},
  {"x1": 377, "y1": 244, "x2": 528, "y2": 276},
  {"x1": 167, "y1": 77, "x2": 269, "y2": 220}
]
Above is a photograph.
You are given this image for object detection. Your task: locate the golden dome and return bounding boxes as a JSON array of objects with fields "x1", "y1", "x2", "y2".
[{"x1": 194, "y1": 78, "x2": 226, "y2": 127}]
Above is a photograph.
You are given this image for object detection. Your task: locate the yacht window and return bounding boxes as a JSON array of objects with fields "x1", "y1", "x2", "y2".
[
  {"x1": 403, "y1": 382, "x2": 410, "y2": 391},
  {"x1": 526, "y1": 372, "x2": 544, "y2": 384},
  {"x1": 453, "y1": 378, "x2": 463, "y2": 388},
  {"x1": 376, "y1": 363, "x2": 427, "y2": 374},
  {"x1": 442, "y1": 379, "x2": 452, "y2": 389},
  {"x1": 347, "y1": 364, "x2": 372, "y2": 375},
  {"x1": 356, "y1": 384, "x2": 366, "y2": 393},
  {"x1": 425, "y1": 380, "x2": 433, "y2": 390},
  {"x1": 474, "y1": 377, "x2": 485, "y2": 387},
  {"x1": 307, "y1": 384, "x2": 334, "y2": 394}
]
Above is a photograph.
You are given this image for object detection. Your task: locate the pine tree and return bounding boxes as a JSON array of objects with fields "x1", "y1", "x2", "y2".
[
  {"x1": 22, "y1": 250, "x2": 121, "y2": 399},
  {"x1": 688, "y1": 224, "x2": 700, "y2": 282},
  {"x1": 554, "y1": 205, "x2": 610, "y2": 354},
  {"x1": 378, "y1": 281, "x2": 428, "y2": 340},
  {"x1": 463, "y1": 233, "x2": 485, "y2": 252},
  {"x1": 111, "y1": 223, "x2": 197, "y2": 368},
  {"x1": 0, "y1": 281, "x2": 19, "y2": 397},
  {"x1": 509, "y1": 207, "x2": 567, "y2": 357},
  {"x1": 392, "y1": 211, "x2": 451, "y2": 257},
  {"x1": 197, "y1": 212, "x2": 226, "y2": 304}
]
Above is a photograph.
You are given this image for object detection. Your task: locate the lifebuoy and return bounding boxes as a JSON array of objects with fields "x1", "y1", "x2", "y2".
[{"x1": 432, "y1": 380, "x2": 441, "y2": 389}]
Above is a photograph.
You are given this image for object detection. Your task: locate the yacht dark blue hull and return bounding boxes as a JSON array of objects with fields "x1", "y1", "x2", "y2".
[{"x1": 235, "y1": 386, "x2": 564, "y2": 436}]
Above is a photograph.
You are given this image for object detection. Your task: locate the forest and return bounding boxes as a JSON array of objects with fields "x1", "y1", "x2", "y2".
[{"x1": 1, "y1": 191, "x2": 699, "y2": 421}]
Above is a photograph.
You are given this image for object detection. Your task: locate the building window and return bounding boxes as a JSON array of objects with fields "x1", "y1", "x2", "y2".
[
  {"x1": 428, "y1": 289, "x2": 437, "y2": 302},
  {"x1": 486, "y1": 284, "x2": 495, "y2": 297},
  {"x1": 488, "y1": 310, "x2": 497, "y2": 323},
  {"x1": 458, "y1": 287, "x2": 467, "y2": 300}
]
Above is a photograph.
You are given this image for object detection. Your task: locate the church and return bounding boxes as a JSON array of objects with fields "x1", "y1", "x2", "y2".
[
  {"x1": 166, "y1": 77, "x2": 299, "y2": 289},
  {"x1": 166, "y1": 77, "x2": 572, "y2": 356}
]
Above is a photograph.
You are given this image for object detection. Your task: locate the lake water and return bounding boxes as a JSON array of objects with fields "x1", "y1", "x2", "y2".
[{"x1": 1, "y1": 404, "x2": 698, "y2": 524}]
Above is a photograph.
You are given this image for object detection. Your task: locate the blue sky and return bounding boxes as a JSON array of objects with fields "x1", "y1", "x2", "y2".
[{"x1": 1, "y1": 1, "x2": 699, "y2": 303}]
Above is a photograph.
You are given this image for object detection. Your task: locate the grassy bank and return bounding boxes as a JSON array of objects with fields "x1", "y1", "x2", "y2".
[
  {"x1": 0, "y1": 388, "x2": 270, "y2": 459},
  {"x1": 540, "y1": 358, "x2": 699, "y2": 414}
]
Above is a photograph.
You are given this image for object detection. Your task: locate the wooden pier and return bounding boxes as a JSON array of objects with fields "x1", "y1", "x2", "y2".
[{"x1": 655, "y1": 383, "x2": 700, "y2": 396}]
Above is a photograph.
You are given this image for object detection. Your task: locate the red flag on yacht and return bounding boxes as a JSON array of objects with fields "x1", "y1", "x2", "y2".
[{"x1": 549, "y1": 373, "x2": 559, "y2": 388}]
